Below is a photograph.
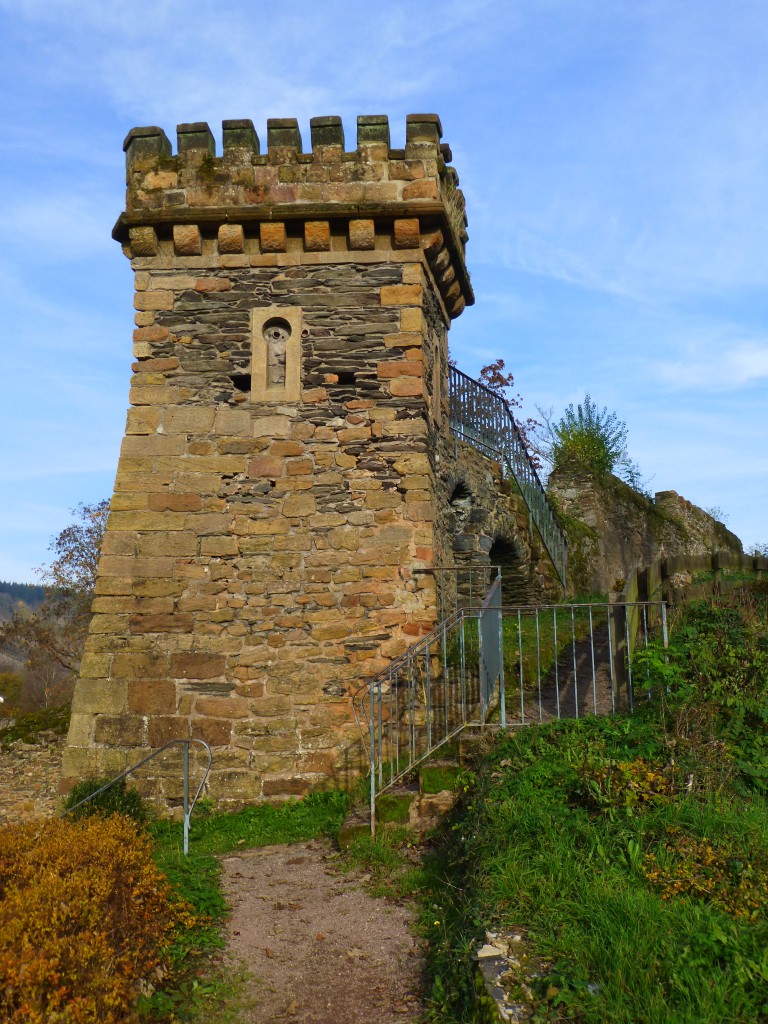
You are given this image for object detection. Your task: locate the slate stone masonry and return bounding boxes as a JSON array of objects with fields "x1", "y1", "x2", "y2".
[{"x1": 63, "y1": 114, "x2": 482, "y2": 806}]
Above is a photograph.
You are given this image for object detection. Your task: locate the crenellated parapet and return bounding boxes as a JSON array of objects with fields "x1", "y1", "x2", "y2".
[{"x1": 113, "y1": 114, "x2": 472, "y2": 319}]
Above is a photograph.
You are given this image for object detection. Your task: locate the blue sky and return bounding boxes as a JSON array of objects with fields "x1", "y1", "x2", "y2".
[{"x1": 1, "y1": 0, "x2": 766, "y2": 582}]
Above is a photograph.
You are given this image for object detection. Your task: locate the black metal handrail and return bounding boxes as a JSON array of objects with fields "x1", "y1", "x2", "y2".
[{"x1": 448, "y1": 365, "x2": 567, "y2": 585}]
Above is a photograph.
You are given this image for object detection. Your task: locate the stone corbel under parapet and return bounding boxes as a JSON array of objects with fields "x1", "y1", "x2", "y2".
[{"x1": 115, "y1": 114, "x2": 472, "y2": 319}]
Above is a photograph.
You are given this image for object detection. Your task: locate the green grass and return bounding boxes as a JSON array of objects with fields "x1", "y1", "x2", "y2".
[
  {"x1": 423, "y1": 724, "x2": 768, "y2": 1023},
  {"x1": 693, "y1": 568, "x2": 759, "y2": 585},
  {"x1": 453, "y1": 600, "x2": 610, "y2": 696},
  {"x1": 419, "y1": 587, "x2": 768, "y2": 1023},
  {"x1": 341, "y1": 825, "x2": 431, "y2": 901},
  {"x1": 152, "y1": 788, "x2": 350, "y2": 860}
]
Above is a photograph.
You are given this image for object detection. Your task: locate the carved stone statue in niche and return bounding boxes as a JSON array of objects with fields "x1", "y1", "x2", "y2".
[{"x1": 264, "y1": 317, "x2": 290, "y2": 386}]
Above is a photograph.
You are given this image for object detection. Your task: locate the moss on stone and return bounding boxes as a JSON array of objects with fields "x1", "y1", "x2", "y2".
[
  {"x1": 337, "y1": 815, "x2": 371, "y2": 851},
  {"x1": 472, "y1": 968, "x2": 504, "y2": 1023},
  {"x1": 199, "y1": 151, "x2": 217, "y2": 187},
  {"x1": 548, "y1": 495, "x2": 600, "y2": 598},
  {"x1": 420, "y1": 763, "x2": 461, "y2": 794},
  {"x1": 376, "y1": 791, "x2": 415, "y2": 824}
]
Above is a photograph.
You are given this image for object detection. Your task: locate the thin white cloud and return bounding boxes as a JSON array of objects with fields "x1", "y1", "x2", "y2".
[
  {"x1": 0, "y1": 190, "x2": 115, "y2": 262},
  {"x1": 654, "y1": 341, "x2": 768, "y2": 390},
  {"x1": 0, "y1": 0, "x2": 487, "y2": 132}
]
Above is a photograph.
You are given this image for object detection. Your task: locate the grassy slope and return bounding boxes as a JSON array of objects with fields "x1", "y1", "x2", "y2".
[{"x1": 422, "y1": 588, "x2": 768, "y2": 1023}]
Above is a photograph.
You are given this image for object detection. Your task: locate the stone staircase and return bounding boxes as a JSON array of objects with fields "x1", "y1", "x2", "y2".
[{"x1": 338, "y1": 735, "x2": 492, "y2": 848}]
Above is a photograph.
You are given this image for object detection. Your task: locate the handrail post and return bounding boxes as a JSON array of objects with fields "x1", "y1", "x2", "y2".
[
  {"x1": 370, "y1": 679, "x2": 376, "y2": 836},
  {"x1": 183, "y1": 740, "x2": 190, "y2": 856},
  {"x1": 61, "y1": 737, "x2": 212, "y2": 857}
]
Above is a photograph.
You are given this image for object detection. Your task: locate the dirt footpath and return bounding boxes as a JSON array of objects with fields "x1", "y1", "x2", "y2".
[{"x1": 220, "y1": 839, "x2": 424, "y2": 1024}]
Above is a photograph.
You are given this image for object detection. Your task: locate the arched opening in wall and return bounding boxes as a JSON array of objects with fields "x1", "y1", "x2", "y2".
[
  {"x1": 445, "y1": 481, "x2": 476, "y2": 614},
  {"x1": 448, "y1": 483, "x2": 475, "y2": 558},
  {"x1": 489, "y1": 537, "x2": 529, "y2": 605},
  {"x1": 449, "y1": 481, "x2": 473, "y2": 523}
]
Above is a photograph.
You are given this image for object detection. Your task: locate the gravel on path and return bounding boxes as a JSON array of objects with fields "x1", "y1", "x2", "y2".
[{"x1": 220, "y1": 838, "x2": 424, "y2": 1024}]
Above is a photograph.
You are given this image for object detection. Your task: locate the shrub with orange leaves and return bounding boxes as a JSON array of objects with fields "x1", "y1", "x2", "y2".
[
  {"x1": 0, "y1": 814, "x2": 195, "y2": 1023},
  {"x1": 570, "y1": 750, "x2": 675, "y2": 816},
  {"x1": 644, "y1": 827, "x2": 768, "y2": 921}
]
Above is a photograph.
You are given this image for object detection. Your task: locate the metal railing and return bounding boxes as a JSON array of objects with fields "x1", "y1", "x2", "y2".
[
  {"x1": 415, "y1": 564, "x2": 502, "y2": 621},
  {"x1": 352, "y1": 602, "x2": 504, "y2": 834},
  {"x1": 449, "y1": 365, "x2": 567, "y2": 586},
  {"x1": 495, "y1": 600, "x2": 667, "y2": 724},
  {"x1": 353, "y1": 598, "x2": 667, "y2": 831},
  {"x1": 63, "y1": 739, "x2": 212, "y2": 855},
  {"x1": 479, "y1": 577, "x2": 505, "y2": 720}
]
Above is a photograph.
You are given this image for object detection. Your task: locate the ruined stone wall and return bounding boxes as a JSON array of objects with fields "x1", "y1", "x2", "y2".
[
  {"x1": 654, "y1": 490, "x2": 742, "y2": 554},
  {"x1": 548, "y1": 467, "x2": 743, "y2": 597},
  {"x1": 434, "y1": 440, "x2": 562, "y2": 606},
  {"x1": 63, "y1": 114, "x2": 472, "y2": 806}
]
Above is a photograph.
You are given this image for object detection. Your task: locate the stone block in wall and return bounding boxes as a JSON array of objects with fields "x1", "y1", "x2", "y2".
[{"x1": 128, "y1": 679, "x2": 177, "y2": 715}]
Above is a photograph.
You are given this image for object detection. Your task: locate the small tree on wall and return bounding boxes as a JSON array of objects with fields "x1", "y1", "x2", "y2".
[
  {"x1": 532, "y1": 394, "x2": 652, "y2": 493},
  {"x1": 549, "y1": 394, "x2": 628, "y2": 477}
]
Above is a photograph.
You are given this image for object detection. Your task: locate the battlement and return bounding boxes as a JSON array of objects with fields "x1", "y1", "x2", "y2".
[{"x1": 114, "y1": 114, "x2": 472, "y2": 318}]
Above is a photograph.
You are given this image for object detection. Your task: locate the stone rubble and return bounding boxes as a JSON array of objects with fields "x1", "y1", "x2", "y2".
[
  {"x1": 475, "y1": 928, "x2": 544, "y2": 1023},
  {"x1": 0, "y1": 735, "x2": 65, "y2": 826}
]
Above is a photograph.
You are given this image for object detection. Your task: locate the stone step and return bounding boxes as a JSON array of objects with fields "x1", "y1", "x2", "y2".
[{"x1": 337, "y1": 755, "x2": 465, "y2": 848}]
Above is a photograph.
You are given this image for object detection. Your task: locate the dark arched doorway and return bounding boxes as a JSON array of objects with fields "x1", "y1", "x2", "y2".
[{"x1": 488, "y1": 536, "x2": 530, "y2": 605}]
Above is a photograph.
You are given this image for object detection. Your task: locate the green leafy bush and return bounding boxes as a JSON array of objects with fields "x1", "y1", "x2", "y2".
[
  {"x1": 63, "y1": 775, "x2": 150, "y2": 825},
  {"x1": 636, "y1": 593, "x2": 768, "y2": 793},
  {"x1": 550, "y1": 394, "x2": 628, "y2": 477}
]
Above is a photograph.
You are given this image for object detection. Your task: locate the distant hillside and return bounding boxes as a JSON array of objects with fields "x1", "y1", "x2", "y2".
[{"x1": 0, "y1": 581, "x2": 46, "y2": 621}]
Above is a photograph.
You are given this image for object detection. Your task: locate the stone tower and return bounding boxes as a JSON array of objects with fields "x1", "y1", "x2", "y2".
[{"x1": 63, "y1": 114, "x2": 473, "y2": 804}]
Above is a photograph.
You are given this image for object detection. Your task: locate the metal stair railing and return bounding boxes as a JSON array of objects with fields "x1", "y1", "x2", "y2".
[
  {"x1": 352, "y1": 590, "x2": 669, "y2": 833},
  {"x1": 63, "y1": 738, "x2": 212, "y2": 855},
  {"x1": 479, "y1": 576, "x2": 505, "y2": 722},
  {"x1": 351, "y1": 608, "x2": 476, "y2": 834},
  {"x1": 352, "y1": 574, "x2": 505, "y2": 834},
  {"x1": 449, "y1": 364, "x2": 567, "y2": 586}
]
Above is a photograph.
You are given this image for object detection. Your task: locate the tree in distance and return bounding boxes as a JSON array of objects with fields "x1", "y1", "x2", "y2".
[
  {"x1": 0, "y1": 501, "x2": 108, "y2": 708},
  {"x1": 478, "y1": 358, "x2": 543, "y2": 467}
]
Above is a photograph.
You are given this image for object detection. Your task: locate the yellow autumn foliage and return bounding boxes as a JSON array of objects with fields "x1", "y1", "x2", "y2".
[
  {"x1": 644, "y1": 827, "x2": 768, "y2": 921},
  {"x1": 0, "y1": 814, "x2": 194, "y2": 1023}
]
